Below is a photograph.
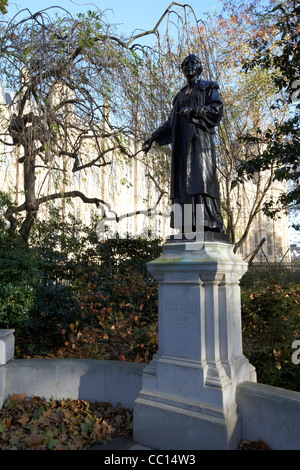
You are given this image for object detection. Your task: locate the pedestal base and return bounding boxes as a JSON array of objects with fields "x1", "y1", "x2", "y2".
[
  {"x1": 134, "y1": 394, "x2": 242, "y2": 450},
  {"x1": 133, "y1": 239, "x2": 256, "y2": 450}
]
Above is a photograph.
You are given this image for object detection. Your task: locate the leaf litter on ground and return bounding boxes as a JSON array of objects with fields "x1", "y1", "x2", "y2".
[
  {"x1": 0, "y1": 394, "x2": 133, "y2": 450},
  {"x1": 0, "y1": 394, "x2": 271, "y2": 451}
]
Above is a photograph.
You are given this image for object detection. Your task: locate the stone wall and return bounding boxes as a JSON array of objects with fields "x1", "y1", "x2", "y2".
[{"x1": 236, "y1": 381, "x2": 300, "y2": 450}]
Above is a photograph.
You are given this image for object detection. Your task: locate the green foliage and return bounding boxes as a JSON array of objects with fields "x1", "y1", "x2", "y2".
[
  {"x1": 241, "y1": 281, "x2": 300, "y2": 391},
  {"x1": 30, "y1": 209, "x2": 91, "y2": 284},
  {"x1": 241, "y1": 264, "x2": 300, "y2": 391},
  {"x1": 18, "y1": 282, "x2": 82, "y2": 357},
  {"x1": 240, "y1": 263, "x2": 300, "y2": 289},
  {"x1": 0, "y1": 231, "x2": 38, "y2": 334},
  {"x1": 0, "y1": 283, "x2": 35, "y2": 331},
  {"x1": 95, "y1": 234, "x2": 162, "y2": 277},
  {"x1": 0, "y1": 0, "x2": 8, "y2": 15},
  {"x1": 0, "y1": 235, "x2": 38, "y2": 285},
  {"x1": 30, "y1": 208, "x2": 162, "y2": 282}
]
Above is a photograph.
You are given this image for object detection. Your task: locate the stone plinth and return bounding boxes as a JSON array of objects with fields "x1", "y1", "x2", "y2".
[
  {"x1": 133, "y1": 238, "x2": 256, "y2": 450},
  {"x1": 0, "y1": 329, "x2": 15, "y2": 365},
  {"x1": 0, "y1": 329, "x2": 15, "y2": 409}
]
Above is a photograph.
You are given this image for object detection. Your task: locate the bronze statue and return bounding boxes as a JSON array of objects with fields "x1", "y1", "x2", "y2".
[{"x1": 143, "y1": 54, "x2": 224, "y2": 236}]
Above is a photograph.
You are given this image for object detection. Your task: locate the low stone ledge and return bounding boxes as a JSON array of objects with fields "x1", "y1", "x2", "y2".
[
  {"x1": 2, "y1": 358, "x2": 145, "y2": 409},
  {"x1": 236, "y1": 381, "x2": 300, "y2": 450}
]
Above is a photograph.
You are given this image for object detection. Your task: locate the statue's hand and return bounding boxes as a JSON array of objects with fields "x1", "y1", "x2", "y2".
[
  {"x1": 179, "y1": 107, "x2": 193, "y2": 119},
  {"x1": 142, "y1": 137, "x2": 154, "y2": 153}
]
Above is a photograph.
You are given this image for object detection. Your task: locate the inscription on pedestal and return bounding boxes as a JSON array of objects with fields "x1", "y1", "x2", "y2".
[{"x1": 164, "y1": 299, "x2": 199, "y2": 329}]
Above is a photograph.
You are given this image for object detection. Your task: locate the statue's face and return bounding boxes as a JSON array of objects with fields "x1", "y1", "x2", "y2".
[{"x1": 182, "y1": 57, "x2": 201, "y2": 79}]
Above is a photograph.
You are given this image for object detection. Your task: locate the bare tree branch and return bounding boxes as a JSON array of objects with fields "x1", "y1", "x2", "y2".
[{"x1": 37, "y1": 190, "x2": 108, "y2": 210}]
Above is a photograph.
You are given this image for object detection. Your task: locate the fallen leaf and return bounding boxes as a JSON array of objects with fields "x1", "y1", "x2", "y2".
[
  {"x1": 90, "y1": 421, "x2": 103, "y2": 442},
  {"x1": 11, "y1": 393, "x2": 26, "y2": 402},
  {"x1": 17, "y1": 414, "x2": 29, "y2": 426},
  {"x1": 47, "y1": 438, "x2": 60, "y2": 450},
  {"x1": 3, "y1": 417, "x2": 12, "y2": 429}
]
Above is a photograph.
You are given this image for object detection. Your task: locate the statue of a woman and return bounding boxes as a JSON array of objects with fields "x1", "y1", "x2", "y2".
[{"x1": 143, "y1": 54, "x2": 224, "y2": 235}]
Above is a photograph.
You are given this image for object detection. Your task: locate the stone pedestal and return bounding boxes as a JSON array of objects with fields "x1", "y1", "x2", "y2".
[
  {"x1": 133, "y1": 238, "x2": 256, "y2": 450},
  {"x1": 0, "y1": 329, "x2": 15, "y2": 409}
]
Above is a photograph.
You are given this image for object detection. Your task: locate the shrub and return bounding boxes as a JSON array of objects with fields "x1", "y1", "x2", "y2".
[
  {"x1": 95, "y1": 235, "x2": 162, "y2": 277},
  {"x1": 0, "y1": 233, "x2": 38, "y2": 335},
  {"x1": 241, "y1": 263, "x2": 300, "y2": 289},
  {"x1": 30, "y1": 209, "x2": 92, "y2": 285},
  {"x1": 16, "y1": 282, "x2": 82, "y2": 357},
  {"x1": 0, "y1": 283, "x2": 35, "y2": 331},
  {"x1": 57, "y1": 266, "x2": 159, "y2": 362},
  {"x1": 242, "y1": 283, "x2": 300, "y2": 391}
]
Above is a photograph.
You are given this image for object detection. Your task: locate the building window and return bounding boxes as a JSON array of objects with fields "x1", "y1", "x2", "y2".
[{"x1": 267, "y1": 234, "x2": 273, "y2": 256}]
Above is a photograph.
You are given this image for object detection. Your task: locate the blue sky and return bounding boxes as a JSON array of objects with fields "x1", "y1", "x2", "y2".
[{"x1": 6, "y1": 1, "x2": 222, "y2": 35}]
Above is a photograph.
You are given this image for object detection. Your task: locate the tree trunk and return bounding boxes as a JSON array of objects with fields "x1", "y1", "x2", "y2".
[{"x1": 20, "y1": 149, "x2": 39, "y2": 242}]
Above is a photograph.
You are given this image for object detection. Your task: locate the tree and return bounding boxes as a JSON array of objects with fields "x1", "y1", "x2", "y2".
[
  {"x1": 0, "y1": 2, "x2": 293, "y2": 249},
  {"x1": 217, "y1": 69, "x2": 282, "y2": 251},
  {"x1": 0, "y1": 3, "x2": 196, "y2": 242},
  {"x1": 203, "y1": 13, "x2": 290, "y2": 251},
  {"x1": 222, "y1": 0, "x2": 300, "y2": 222}
]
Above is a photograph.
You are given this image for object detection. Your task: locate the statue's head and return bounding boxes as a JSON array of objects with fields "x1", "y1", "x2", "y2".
[{"x1": 181, "y1": 54, "x2": 203, "y2": 78}]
